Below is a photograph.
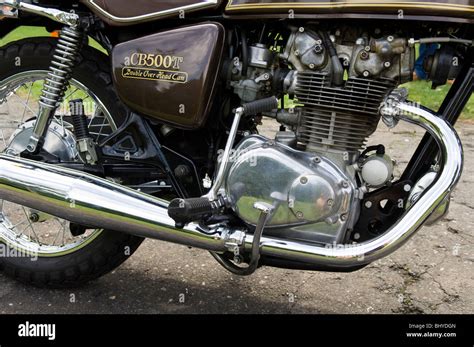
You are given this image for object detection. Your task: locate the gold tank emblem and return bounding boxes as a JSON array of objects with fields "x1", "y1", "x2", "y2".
[{"x1": 122, "y1": 53, "x2": 188, "y2": 83}]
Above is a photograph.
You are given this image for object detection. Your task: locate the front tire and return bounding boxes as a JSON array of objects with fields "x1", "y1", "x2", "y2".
[{"x1": 0, "y1": 38, "x2": 144, "y2": 288}]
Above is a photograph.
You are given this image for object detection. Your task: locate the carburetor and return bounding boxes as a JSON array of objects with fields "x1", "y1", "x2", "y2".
[{"x1": 228, "y1": 43, "x2": 277, "y2": 102}]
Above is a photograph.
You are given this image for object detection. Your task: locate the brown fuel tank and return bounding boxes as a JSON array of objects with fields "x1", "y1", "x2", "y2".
[
  {"x1": 112, "y1": 22, "x2": 225, "y2": 129},
  {"x1": 225, "y1": 0, "x2": 474, "y2": 21}
]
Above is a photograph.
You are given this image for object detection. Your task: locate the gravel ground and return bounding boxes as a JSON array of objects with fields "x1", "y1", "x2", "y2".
[{"x1": 0, "y1": 117, "x2": 472, "y2": 314}]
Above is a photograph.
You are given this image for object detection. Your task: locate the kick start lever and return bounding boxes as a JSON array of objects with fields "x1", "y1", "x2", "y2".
[
  {"x1": 168, "y1": 97, "x2": 278, "y2": 228},
  {"x1": 205, "y1": 96, "x2": 279, "y2": 201}
]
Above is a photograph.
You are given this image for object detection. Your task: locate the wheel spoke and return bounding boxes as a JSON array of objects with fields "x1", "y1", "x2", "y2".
[
  {"x1": 0, "y1": 129, "x2": 8, "y2": 148},
  {"x1": 20, "y1": 82, "x2": 34, "y2": 123},
  {"x1": 12, "y1": 219, "x2": 29, "y2": 230},
  {"x1": 64, "y1": 87, "x2": 79, "y2": 101},
  {"x1": 51, "y1": 220, "x2": 62, "y2": 246},
  {"x1": 12, "y1": 92, "x2": 37, "y2": 118},
  {"x1": 21, "y1": 206, "x2": 41, "y2": 244}
]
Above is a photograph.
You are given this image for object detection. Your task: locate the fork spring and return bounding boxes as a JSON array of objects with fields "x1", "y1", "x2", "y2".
[{"x1": 39, "y1": 26, "x2": 83, "y2": 110}]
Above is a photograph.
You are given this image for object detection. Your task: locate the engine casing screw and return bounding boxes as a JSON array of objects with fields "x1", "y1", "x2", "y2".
[
  {"x1": 360, "y1": 51, "x2": 369, "y2": 60},
  {"x1": 314, "y1": 44, "x2": 323, "y2": 54},
  {"x1": 300, "y1": 177, "x2": 308, "y2": 184}
]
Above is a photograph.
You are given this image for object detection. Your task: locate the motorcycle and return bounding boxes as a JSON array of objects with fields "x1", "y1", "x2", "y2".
[{"x1": 0, "y1": 0, "x2": 470, "y2": 288}]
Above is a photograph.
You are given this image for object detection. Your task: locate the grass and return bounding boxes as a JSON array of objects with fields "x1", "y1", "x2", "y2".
[
  {"x1": 0, "y1": 26, "x2": 106, "y2": 53},
  {"x1": 1, "y1": 27, "x2": 472, "y2": 120},
  {"x1": 0, "y1": 26, "x2": 105, "y2": 112},
  {"x1": 401, "y1": 80, "x2": 474, "y2": 120}
]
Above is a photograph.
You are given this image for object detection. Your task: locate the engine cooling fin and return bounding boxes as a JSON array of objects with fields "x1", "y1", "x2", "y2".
[{"x1": 295, "y1": 72, "x2": 396, "y2": 152}]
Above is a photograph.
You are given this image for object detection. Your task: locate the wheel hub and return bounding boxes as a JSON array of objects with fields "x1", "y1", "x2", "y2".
[{"x1": 6, "y1": 119, "x2": 79, "y2": 162}]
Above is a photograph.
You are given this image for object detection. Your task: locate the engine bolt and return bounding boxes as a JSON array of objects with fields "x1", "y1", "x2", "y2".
[
  {"x1": 294, "y1": 50, "x2": 300, "y2": 56},
  {"x1": 340, "y1": 214, "x2": 348, "y2": 221},
  {"x1": 364, "y1": 45, "x2": 371, "y2": 52},
  {"x1": 360, "y1": 51, "x2": 369, "y2": 60},
  {"x1": 327, "y1": 199, "x2": 334, "y2": 207},
  {"x1": 384, "y1": 61, "x2": 391, "y2": 68},
  {"x1": 362, "y1": 70, "x2": 370, "y2": 77},
  {"x1": 314, "y1": 44, "x2": 323, "y2": 54},
  {"x1": 365, "y1": 201, "x2": 373, "y2": 209},
  {"x1": 299, "y1": 27, "x2": 305, "y2": 33},
  {"x1": 387, "y1": 35, "x2": 394, "y2": 42},
  {"x1": 300, "y1": 177, "x2": 308, "y2": 184},
  {"x1": 353, "y1": 233, "x2": 361, "y2": 240},
  {"x1": 313, "y1": 156, "x2": 322, "y2": 164},
  {"x1": 404, "y1": 184, "x2": 412, "y2": 192},
  {"x1": 309, "y1": 63, "x2": 315, "y2": 69},
  {"x1": 342, "y1": 181, "x2": 349, "y2": 188},
  {"x1": 296, "y1": 211, "x2": 304, "y2": 219},
  {"x1": 233, "y1": 255, "x2": 243, "y2": 264}
]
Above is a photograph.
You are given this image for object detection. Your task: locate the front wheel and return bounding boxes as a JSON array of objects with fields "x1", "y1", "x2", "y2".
[{"x1": 0, "y1": 38, "x2": 143, "y2": 288}]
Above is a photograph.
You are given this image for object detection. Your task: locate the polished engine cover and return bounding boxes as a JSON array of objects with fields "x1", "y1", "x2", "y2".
[
  {"x1": 112, "y1": 22, "x2": 224, "y2": 129},
  {"x1": 225, "y1": 136, "x2": 359, "y2": 244}
]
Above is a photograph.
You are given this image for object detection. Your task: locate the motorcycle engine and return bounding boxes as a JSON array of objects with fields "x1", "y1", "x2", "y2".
[{"x1": 225, "y1": 27, "x2": 414, "y2": 244}]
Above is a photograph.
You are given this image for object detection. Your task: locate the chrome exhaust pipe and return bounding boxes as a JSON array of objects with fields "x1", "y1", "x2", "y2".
[
  {"x1": 0, "y1": 156, "x2": 229, "y2": 252},
  {"x1": 0, "y1": 101, "x2": 463, "y2": 270},
  {"x1": 252, "y1": 102, "x2": 463, "y2": 267}
]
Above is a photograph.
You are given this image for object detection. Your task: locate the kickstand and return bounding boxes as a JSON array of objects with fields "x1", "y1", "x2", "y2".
[{"x1": 211, "y1": 202, "x2": 274, "y2": 276}]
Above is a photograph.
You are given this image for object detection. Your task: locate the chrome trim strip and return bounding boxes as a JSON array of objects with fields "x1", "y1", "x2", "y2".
[
  {"x1": 87, "y1": 0, "x2": 219, "y2": 24},
  {"x1": 0, "y1": 102, "x2": 463, "y2": 270},
  {"x1": 225, "y1": 0, "x2": 474, "y2": 13}
]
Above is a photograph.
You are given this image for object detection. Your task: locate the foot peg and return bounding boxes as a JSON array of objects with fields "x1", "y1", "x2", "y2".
[{"x1": 168, "y1": 197, "x2": 220, "y2": 228}]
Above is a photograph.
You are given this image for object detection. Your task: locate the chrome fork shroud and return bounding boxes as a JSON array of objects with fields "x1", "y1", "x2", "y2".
[{"x1": 0, "y1": 102, "x2": 463, "y2": 268}]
